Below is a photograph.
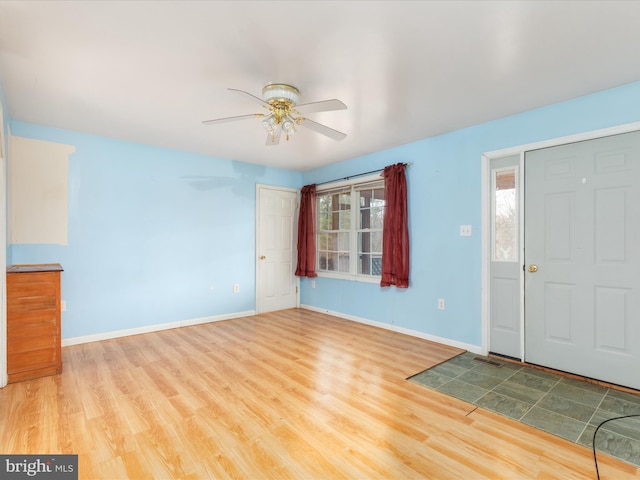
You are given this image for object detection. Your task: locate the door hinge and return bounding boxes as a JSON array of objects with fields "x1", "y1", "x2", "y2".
[{"x1": 296, "y1": 286, "x2": 298, "y2": 294}]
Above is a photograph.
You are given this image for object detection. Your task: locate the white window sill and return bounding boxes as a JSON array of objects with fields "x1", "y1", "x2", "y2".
[{"x1": 315, "y1": 272, "x2": 381, "y2": 284}]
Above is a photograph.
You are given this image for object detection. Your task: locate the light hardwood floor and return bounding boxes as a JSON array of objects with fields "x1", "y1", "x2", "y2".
[{"x1": 0, "y1": 309, "x2": 637, "y2": 479}]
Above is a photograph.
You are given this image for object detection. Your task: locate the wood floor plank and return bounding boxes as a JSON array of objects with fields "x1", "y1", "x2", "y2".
[{"x1": 1, "y1": 309, "x2": 638, "y2": 479}]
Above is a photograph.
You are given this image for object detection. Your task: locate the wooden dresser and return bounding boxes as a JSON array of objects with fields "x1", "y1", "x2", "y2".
[{"x1": 7, "y1": 264, "x2": 63, "y2": 383}]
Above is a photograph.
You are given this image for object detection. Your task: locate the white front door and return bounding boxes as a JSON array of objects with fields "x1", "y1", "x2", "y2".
[
  {"x1": 256, "y1": 185, "x2": 298, "y2": 313},
  {"x1": 524, "y1": 131, "x2": 640, "y2": 389}
]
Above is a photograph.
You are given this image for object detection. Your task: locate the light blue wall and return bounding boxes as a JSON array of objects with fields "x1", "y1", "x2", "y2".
[
  {"x1": 9, "y1": 122, "x2": 301, "y2": 339},
  {"x1": 7, "y1": 81, "x2": 640, "y2": 347},
  {"x1": 300, "y1": 81, "x2": 640, "y2": 348}
]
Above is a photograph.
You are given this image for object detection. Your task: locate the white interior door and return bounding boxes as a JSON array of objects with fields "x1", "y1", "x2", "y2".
[
  {"x1": 489, "y1": 155, "x2": 521, "y2": 359},
  {"x1": 256, "y1": 185, "x2": 298, "y2": 313},
  {"x1": 524, "y1": 131, "x2": 640, "y2": 389}
]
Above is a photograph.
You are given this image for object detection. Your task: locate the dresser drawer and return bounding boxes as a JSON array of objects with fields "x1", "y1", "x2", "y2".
[
  {"x1": 8, "y1": 334, "x2": 58, "y2": 355},
  {"x1": 7, "y1": 272, "x2": 58, "y2": 289},
  {"x1": 7, "y1": 295, "x2": 58, "y2": 314},
  {"x1": 6, "y1": 309, "x2": 58, "y2": 329},
  {"x1": 8, "y1": 346, "x2": 59, "y2": 373}
]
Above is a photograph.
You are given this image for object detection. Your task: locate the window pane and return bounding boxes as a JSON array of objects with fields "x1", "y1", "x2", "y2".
[
  {"x1": 494, "y1": 169, "x2": 517, "y2": 261},
  {"x1": 339, "y1": 232, "x2": 350, "y2": 250},
  {"x1": 319, "y1": 212, "x2": 330, "y2": 231},
  {"x1": 359, "y1": 253, "x2": 371, "y2": 275},
  {"x1": 357, "y1": 187, "x2": 385, "y2": 230},
  {"x1": 338, "y1": 253, "x2": 350, "y2": 273},
  {"x1": 370, "y1": 206, "x2": 384, "y2": 229},
  {"x1": 339, "y1": 193, "x2": 350, "y2": 207},
  {"x1": 318, "y1": 252, "x2": 328, "y2": 270},
  {"x1": 339, "y1": 210, "x2": 350, "y2": 229},
  {"x1": 318, "y1": 232, "x2": 328, "y2": 251},
  {"x1": 330, "y1": 208, "x2": 339, "y2": 230},
  {"x1": 327, "y1": 252, "x2": 338, "y2": 271},
  {"x1": 328, "y1": 232, "x2": 339, "y2": 251},
  {"x1": 371, "y1": 232, "x2": 382, "y2": 253},
  {"x1": 318, "y1": 196, "x2": 330, "y2": 216},
  {"x1": 358, "y1": 232, "x2": 371, "y2": 253},
  {"x1": 359, "y1": 254, "x2": 383, "y2": 275},
  {"x1": 355, "y1": 184, "x2": 384, "y2": 277},
  {"x1": 371, "y1": 256, "x2": 382, "y2": 276},
  {"x1": 358, "y1": 207, "x2": 369, "y2": 229}
]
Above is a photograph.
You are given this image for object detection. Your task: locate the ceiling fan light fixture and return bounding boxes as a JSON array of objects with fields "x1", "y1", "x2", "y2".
[
  {"x1": 282, "y1": 116, "x2": 296, "y2": 135},
  {"x1": 261, "y1": 114, "x2": 277, "y2": 134}
]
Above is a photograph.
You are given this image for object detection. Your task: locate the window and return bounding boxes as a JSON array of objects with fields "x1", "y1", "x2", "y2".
[
  {"x1": 317, "y1": 179, "x2": 385, "y2": 281},
  {"x1": 492, "y1": 167, "x2": 518, "y2": 262}
]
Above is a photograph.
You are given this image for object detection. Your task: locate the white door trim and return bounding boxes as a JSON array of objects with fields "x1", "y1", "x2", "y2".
[
  {"x1": 481, "y1": 120, "x2": 640, "y2": 357},
  {"x1": 255, "y1": 184, "x2": 300, "y2": 314}
]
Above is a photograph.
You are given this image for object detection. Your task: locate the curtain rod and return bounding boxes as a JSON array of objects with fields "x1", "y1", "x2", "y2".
[{"x1": 315, "y1": 162, "x2": 411, "y2": 187}]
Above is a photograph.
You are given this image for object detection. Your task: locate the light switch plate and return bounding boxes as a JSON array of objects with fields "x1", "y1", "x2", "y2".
[{"x1": 460, "y1": 225, "x2": 472, "y2": 236}]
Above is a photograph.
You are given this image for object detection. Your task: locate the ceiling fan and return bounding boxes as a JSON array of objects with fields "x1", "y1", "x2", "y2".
[{"x1": 202, "y1": 84, "x2": 347, "y2": 145}]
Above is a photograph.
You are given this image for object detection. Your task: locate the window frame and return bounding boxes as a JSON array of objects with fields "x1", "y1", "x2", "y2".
[{"x1": 315, "y1": 174, "x2": 385, "y2": 284}]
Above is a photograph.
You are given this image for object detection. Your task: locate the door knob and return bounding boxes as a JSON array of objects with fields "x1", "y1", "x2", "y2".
[
  {"x1": 528, "y1": 264, "x2": 538, "y2": 273},
  {"x1": 259, "y1": 255, "x2": 266, "y2": 260}
]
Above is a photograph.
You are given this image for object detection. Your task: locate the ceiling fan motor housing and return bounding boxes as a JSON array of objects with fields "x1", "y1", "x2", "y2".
[{"x1": 262, "y1": 84, "x2": 300, "y2": 107}]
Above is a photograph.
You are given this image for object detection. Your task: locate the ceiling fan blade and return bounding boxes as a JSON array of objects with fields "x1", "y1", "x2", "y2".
[
  {"x1": 228, "y1": 88, "x2": 269, "y2": 107},
  {"x1": 294, "y1": 99, "x2": 347, "y2": 114},
  {"x1": 298, "y1": 118, "x2": 347, "y2": 141},
  {"x1": 266, "y1": 125, "x2": 282, "y2": 146},
  {"x1": 202, "y1": 113, "x2": 263, "y2": 125}
]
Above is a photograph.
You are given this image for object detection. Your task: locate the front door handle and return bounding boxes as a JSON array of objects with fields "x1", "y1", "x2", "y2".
[
  {"x1": 528, "y1": 264, "x2": 538, "y2": 273},
  {"x1": 259, "y1": 255, "x2": 266, "y2": 260}
]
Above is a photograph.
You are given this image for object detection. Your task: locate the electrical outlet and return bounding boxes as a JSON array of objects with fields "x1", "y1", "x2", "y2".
[
  {"x1": 233, "y1": 284, "x2": 240, "y2": 293},
  {"x1": 438, "y1": 298, "x2": 445, "y2": 310},
  {"x1": 311, "y1": 280, "x2": 316, "y2": 288}
]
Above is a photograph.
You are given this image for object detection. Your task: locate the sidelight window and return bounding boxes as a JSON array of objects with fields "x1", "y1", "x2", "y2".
[{"x1": 492, "y1": 167, "x2": 518, "y2": 262}]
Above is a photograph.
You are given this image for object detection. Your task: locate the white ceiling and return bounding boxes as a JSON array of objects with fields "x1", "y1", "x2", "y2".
[{"x1": 1, "y1": 1, "x2": 640, "y2": 171}]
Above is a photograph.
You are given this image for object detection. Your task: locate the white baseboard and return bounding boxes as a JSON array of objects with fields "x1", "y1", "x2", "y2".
[
  {"x1": 62, "y1": 306, "x2": 482, "y2": 355},
  {"x1": 61, "y1": 310, "x2": 257, "y2": 347},
  {"x1": 300, "y1": 304, "x2": 482, "y2": 354}
]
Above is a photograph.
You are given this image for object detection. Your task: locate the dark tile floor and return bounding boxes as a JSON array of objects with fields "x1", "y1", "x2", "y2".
[{"x1": 408, "y1": 352, "x2": 640, "y2": 467}]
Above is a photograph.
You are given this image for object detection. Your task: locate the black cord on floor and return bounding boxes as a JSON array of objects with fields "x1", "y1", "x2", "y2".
[{"x1": 593, "y1": 414, "x2": 640, "y2": 479}]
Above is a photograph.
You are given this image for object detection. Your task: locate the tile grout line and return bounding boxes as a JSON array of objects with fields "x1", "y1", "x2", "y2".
[
  {"x1": 429, "y1": 354, "x2": 485, "y2": 393},
  {"x1": 477, "y1": 364, "x2": 524, "y2": 404},
  {"x1": 578, "y1": 387, "x2": 610, "y2": 447},
  {"x1": 461, "y1": 359, "x2": 513, "y2": 403},
  {"x1": 588, "y1": 390, "x2": 640, "y2": 445},
  {"x1": 515, "y1": 374, "x2": 563, "y2": 423}
]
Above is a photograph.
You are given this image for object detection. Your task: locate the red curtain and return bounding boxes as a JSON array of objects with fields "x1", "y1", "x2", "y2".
[
  {"x1": 295, "y1": 184, "x2": 318, "y2": 278},
  {"x1": 381, "y1": 163, "x2": 409, "y2": 288}
]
